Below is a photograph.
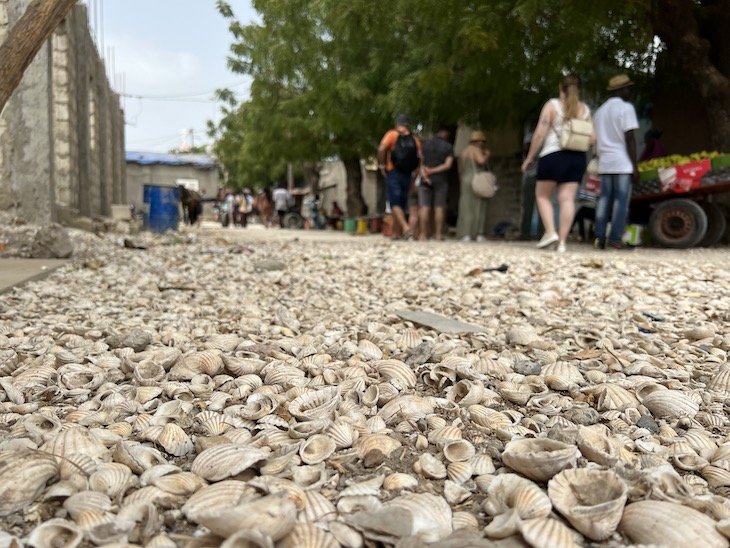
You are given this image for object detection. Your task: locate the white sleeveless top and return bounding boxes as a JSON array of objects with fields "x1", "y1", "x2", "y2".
[{"x1": 539, "y1": 99, "x2": 591, "y2": 157}]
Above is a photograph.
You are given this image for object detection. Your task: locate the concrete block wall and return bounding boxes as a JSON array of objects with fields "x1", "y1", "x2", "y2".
[{"x1": 0, "y1": 1, "x2": 124, "y2": 224}]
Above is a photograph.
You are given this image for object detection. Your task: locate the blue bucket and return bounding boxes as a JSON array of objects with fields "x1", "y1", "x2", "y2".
[{"x1": 143, "y1": 185, "x2": 180, "y2": 232}]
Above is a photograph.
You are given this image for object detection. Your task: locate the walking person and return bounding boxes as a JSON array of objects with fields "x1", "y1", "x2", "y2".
[
  {"x1": 378, "y1": 114, "x2": 422, "y2": 240},
  {"x1": 519, "y1": 126, "x2": 543, "y2": 240},
  {"x1": 521, "y1": 74, "x2": 592, "y2": 253},
  {"x1": 419, "y1": 126, "x2": 454, "y2": 241},
  {"x1": 457, "y1": 131, "x2": 491, "y2": 242},
  {"x1": 272, "y1": 185, "x2": 291, "y2": 228},
  {"x1": 593, "y1": 74, "x2": 640, "y2": 250}
]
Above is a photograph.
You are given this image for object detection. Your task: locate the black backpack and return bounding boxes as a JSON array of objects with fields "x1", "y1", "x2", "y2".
[{"x1": 391, "y1": 133, "x2": 419, "y2": 173}]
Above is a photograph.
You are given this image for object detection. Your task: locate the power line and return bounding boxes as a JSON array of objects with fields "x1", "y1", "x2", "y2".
[{"x1": 120, "y1": 81, "x2": 250, "y2": 101}]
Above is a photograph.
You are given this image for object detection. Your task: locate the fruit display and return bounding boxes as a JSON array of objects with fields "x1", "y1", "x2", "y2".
[{"x1": 638, "y1": 151, "x2": 723, "y2": 172}]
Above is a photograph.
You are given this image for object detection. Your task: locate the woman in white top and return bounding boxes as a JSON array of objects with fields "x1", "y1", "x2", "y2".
[{"x1": 521, "y1": 74, "x2": 591, "y2": 253}]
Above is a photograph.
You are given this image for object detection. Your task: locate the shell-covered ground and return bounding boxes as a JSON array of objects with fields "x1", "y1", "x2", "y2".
[{"x1": 1, "y1": 225, "x2": 730, "y2": 547}]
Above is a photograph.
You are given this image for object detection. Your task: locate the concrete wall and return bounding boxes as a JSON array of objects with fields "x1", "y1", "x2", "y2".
[
  {"x1": 125, "y1": 162, "x2": 220, "y2": 213},
  {"x1": 0, "y1": 1, "x2": 124, "y2": 224}
]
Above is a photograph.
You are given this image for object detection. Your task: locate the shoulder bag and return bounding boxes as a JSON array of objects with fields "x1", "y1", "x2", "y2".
[
  {"x1": 471, "y1": 164, "x2": 498, "y2": 199},
  {"x1": 552, "y1": 100, "x2": 593, "y2": 152}
]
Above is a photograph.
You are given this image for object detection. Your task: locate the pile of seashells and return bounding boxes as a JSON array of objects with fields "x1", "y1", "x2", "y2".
[{"x1": 1, "y1": 227, "x2": 730, "y2": 547}]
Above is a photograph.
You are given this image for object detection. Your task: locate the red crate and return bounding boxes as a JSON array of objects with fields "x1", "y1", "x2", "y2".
[{"x1": 659, "y1": 159, "x2": 711, "y2": 193}]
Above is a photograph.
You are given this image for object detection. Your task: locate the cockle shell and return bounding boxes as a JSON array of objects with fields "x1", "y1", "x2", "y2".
[
  {"x1": 443, "y1": 439, "x2": 476, "y2": 463},
  {"x1": 280, "y1": 523, "x2": 339, "y2": 548},
  {"x1": 619, "y1": 500, "x2": 728, "y2": 547},
  {"x1": 0, "y1": 449, "x2": 58, "y2": 516},
  {"x1": 355, "y1": 434, "x2": 401, "y2": 459},
  {"x1": 112, "y1": 441, "x2": 167, "y2": 473},
  {"x1": 63, "y1": 491, "x2": 112, "y2": 520},
  {"x1": 168, "y1": 350, "x2": 223, "y2": 379},
  {"x1": 576, "y1": 425, "x2": 622, "y2": 466},
  {"x1": 375, "y1": 359, "x2": 416, "y2": 388},
  {"x1": 519, "y1": 517, "x2": 581, "y2": 548},
  {"x1": 428, "y1": 425, "x2": 463, "y2": 446},
  {"x1": 88, "y1": 463, "x2": 133, "y2": 498},
  {"x1": 470, "y1": 454, "x2": 496, "y2": 475},
  {"x1": 182, "y1": 480, "x2": 256, "y2": 521},
  {"x1": 483, "y1": 474, "x2": 552, "y2": 521},
  {"x1": 299, "y1": 434, "x2": 336, "y2": 465},
  {"x1": 452, "y1": 511, "x2": 479, "y2": 531},
  {"x1": 327, "y1": 420, "x2": 358, "y2": 449},
  {"x1": 383, "y1": 473, "x2": 419, "y2": 491},
  {"x1": 447, "y1": 461, "x2": 474, "y2": 484},
  {"x1": 548, "y1": 468, "x2": 627, "y2": 540},
  {"x1": 502, "y1": 438, "x2": 579, "y2": 482},
  {"x1": 289, "y1": 386, "x2": 341, "y2": 421},
  {"x1": 157, "y1": 423, "x2": 193, "y2": 456},
  {"x1": 640, "y1": 387, "x2": 700, "y2": 419},
  {"x1": 300, "y1": 489, "x2": 337, "y2": 523},
  {"x1": 193, "y1": 494, "x2": 298, "y2": 540},
  {"x1": 468, "y1": 405, "x2": 512, "y2": 430},
  {"x1": 378, "y1": 395, "x2": 434, "y2": 424},
  {"x1": 447, "y1": 379, "x2": 485, "y2": 406},
  {"x1": 153, "y1": 472, "x2": 206, "y2": 496},
  {"x1": 191, "y1": 444, "x2": 270, "y2": 481},
  {"x1": 542, "y1": 362, "x2": 585, "y2": 390},
  {"x1": 414, "y1": 453, "x2": 447, "y2": 479},
  {"x1": 27, "y1": 519, "x2": 83, "y2": 548},
  {"x1": 41, "y1": 426, "x2": 109, "y2": 461}
]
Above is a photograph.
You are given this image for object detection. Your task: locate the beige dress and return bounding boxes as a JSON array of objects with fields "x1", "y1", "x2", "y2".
[{"x1": 457, "y1": 145, "x2": 490, "y2": 239}]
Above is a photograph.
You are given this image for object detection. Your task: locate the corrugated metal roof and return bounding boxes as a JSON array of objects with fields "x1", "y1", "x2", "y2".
[{"x1": 126, "y1": 151, "x2": 218, "y2": 169}]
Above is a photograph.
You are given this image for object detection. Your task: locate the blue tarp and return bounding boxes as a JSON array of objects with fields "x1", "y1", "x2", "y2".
[{"x1": 126, "y1": 151, "x2": 217, "y2": 169}]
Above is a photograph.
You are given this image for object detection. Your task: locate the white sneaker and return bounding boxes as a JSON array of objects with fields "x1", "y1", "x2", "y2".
[
  {"x1": 536, "y1": 232, "x2": 559, "y2": 249},
  {"x1": 460, "y1": 235, "x2": 472, "y2": 242},
  {"x1": 476, "y1": 235, "x2": 487, "y2": 242},
  {"x1": 557, "y1": 241, "x2": 566, "y2": 253}
]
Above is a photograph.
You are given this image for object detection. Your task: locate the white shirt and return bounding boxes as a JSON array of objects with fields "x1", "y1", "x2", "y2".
[
  {"x1": 540, "y1": 99, "x2": 591, "y2": 158},
  {"x1": 594, "y1": 97, "x2": 639, "y2": 174},
  {"x1": 272, "y1": 188, "x2": 290, "y2": 210}
]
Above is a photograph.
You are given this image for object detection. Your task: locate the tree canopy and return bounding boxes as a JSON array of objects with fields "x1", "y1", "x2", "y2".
[{"x1": 212, "y1": 0, "x2": 729, "y2": 208}]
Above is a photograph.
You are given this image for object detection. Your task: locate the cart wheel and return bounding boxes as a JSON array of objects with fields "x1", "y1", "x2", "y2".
[
  {"x1": 649, "y1": 198, "x2": 707, "y2": 248},
  {"x1": 282, "y1": 213, "x2": 304, "y2": 229},
  {"x1": 699, "y1": 203, "x2": 726, "y2": 247}
]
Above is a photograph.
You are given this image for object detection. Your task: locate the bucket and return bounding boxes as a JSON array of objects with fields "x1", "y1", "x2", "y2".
[
  {"x1": 344, "y1": 218, "x2": 356, "y2": 234},
  {"x1": 143, "y1": 185, "x2": 180, "y2": 232},
  {"x1": 356, "y1": 217, "x2": 368, "y2": 235},
  {"x1": 369, "y1": 216, "x2": 383, "y2": 233}
]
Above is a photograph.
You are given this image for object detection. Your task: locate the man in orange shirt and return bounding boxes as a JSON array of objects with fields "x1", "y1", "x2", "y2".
[{"x1": 377, "y1": 114, "x2": 422, "y2": 239}]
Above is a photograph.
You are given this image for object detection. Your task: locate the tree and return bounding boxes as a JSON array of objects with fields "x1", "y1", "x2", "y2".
[{"x1": 0, "y1": 0, "x2": 78, "y2": 115}]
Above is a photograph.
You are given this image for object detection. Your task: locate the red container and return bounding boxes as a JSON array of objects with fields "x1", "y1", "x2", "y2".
[
  {"x1": 382, "y1": 214, "x2": 393, "y2": 238},
  {"x1": 369, "y1": 216, "x2": 383, "y2": 233},
  {"x1": 659, "y1": 159, "x2": 711, "y2": 193}
]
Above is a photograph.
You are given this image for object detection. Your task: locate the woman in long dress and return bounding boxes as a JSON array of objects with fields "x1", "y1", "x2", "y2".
[{"x1": 456, "y1": 131, "x2": 491, "y2": 241}]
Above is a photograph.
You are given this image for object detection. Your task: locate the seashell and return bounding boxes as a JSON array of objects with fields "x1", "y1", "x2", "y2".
[
  {"x1": 707, "y1": 366, "x2": 730, "y2": 396},
  {"x1": 428, "y1": 425, "x2": 463, "y2": 446},
  {"x1": 548, "y1": 468, "x2": 627, "y2": 540},
  {"x1": 40, "y1": 426, "x2": 109, "y2": 461},
  {"x1": 133, "y1": 360, "x2": 165, "y2": 385},
  {"x1": 168, "y1": 350, "x2": 224, "y2": 379},
  {"x1": 153, "y1": 471, "x2": 206, "y2": 496},
  {"x1": 519, "y1": 517, "x2": 581, "y2": 548},
  {"x1": 263, "y1": 363, "x2": 308, "y2": 388},
  {"x1": 191, "y1": 444, "x2": 270, "y2": 481},
  {"x1": 542, "y1": 362, "x2": 584, "y2": 391},
  {"x1": 112, "y1": 441, "x2": 167, "y2": 473},
  {"x1": 641, "y1": 388, "x2": 700, "y2": 419},
  {"x1": 156, "y1": 423, "x2": 193, "y2": 456},
  {"x1": 506, "y1": 325, "x2": 539, "y2": 346},
  {"x1": 378, "y1": 395, "x2": 434, "y2": 424},
  {"x1": 467, "y1": 405, "x2": 511, "y2": 430},
  {"x1": 27, "y1": 518, "x2": 83, "y2": 548},
  {"x1": 447, "y1": 461, "x2": 474, "y2": 484},
  {"x1": 146, "y1": 534, "x2": 179, "y2": 548},
  {"x1": 328, "y1": 522, "x2": 363, "y2": 548},
  {"x1": 619, "y1": 500, "x2": 727, "y2": 547},
  {"x1": 0, "y1": 449, "x2": 58, "y2": 516},
  {"x1": 375, "y1": 359, "x2": 416, "y2": 388},
  {"x1": 685, "y1": 428, "x2": 718, "y2": 459},
  {"x1": 414, "y1": 453, "x2": 447, "y2": 479},
  {"x1": 444, "y1": 479, "x2": 470, "y2": 505},
  {"x1": 340, "y1": 475, "x2": 384, "y2": 498},
  {"x1": 588, "y1": 383, "x2": 640, "y2": 411},
  {"x1": 63, "y1": 491, "x2": 112, "y2": 520},
  {"x1": 452, "y1": 511, "x2": 479, "y2": 531},
  {"x1": 195, "y1": 410, "x2": 232, "y2": 436},
  {"x1": 192, "y1": 494, "x2": 298, "y2": 540},
  {"x1": 299, "y1": 434, "x2": 336, "y2": 465},
  {"x1": 327, "y1": 420, "x2": 358, "y2": 449},
  {"x1": 235, "y1": 393, "x2": 278, "y2": 420},
  {"x1": 383, "y1": 472, "x2": 419, "y2": 491},
  {"x1": 300, "y1": 489, "x2": 337, "y2": 523},
  {"x1": 702, "y1": 465, "x2": 730, "y2": 488},
  {"x1": 182, "y1": 480, "x2": 256, "y2": 521},
  {"x1": 280, "y1": 523, "x2": 339, "y2": 548},
  {"x1": 289, "y1": 386, "x2": 341, "y2": 421},
  {"x1": 357, "y1": 339, "x2": 383, "y2": 361},
  {"x1": 292, "y1": 463, "x2": 329, "y2": 489},
  {"x1": 576, "y1": 425, "x2": 621, "y2": 466},
  {"x1": 436, "y1": 433, "x2": 474, "y2": 462},
  {"x1": 219, "y1": 529, "x2": 274, "y2": 548},
  {"x1": 502, "y1": 438, "x2": 579, "y2": 482},
  {"x1": 483, "y1": 474, "x2": 551, "y2": 521},
  {"x1": 355, "y1": 434, "x2": 401, "y2": 459},
  {"x1": 88, "y1": 463, "x2": 134, "y2": 498},
  {"x1": 469, "y1": 454, "x2": 496, "y2": 475},
  {"x1": 447, "y1": 379, "x2": 485, "y2": 406}
]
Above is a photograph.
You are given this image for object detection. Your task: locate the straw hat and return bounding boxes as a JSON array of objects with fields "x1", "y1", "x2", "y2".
[
  {"x1": 469, "y1": 130, "x2": 487, "y2": 142},
  {"x1": 607, "y1": 74, "x2": 634, "y2": 91}
]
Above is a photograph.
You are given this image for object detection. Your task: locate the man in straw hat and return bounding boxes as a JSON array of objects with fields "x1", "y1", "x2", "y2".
[{"x1": 593, "y1": 73, "x2": 640, "y2": 250}]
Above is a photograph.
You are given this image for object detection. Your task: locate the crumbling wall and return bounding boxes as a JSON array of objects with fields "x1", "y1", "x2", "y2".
[{"x1": 0, "y1": 0, "x2": 124, "y2": 224}]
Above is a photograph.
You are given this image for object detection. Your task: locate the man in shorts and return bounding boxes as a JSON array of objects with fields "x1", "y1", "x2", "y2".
[
  {"x1": 419, "y1": 126, "x2": 454, "y2": 241},
  {"x1": 378, "y1": 114, "x2": 422, "y2": 240}
]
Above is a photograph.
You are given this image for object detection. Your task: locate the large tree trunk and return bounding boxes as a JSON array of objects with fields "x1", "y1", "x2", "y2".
[
  {"x1": 651, "y1": 0, "x2": 730, "y2": 150},
  {"x1": 343, "y1": 156, "x2": 366, "y2": 217},
  {"x1": 0, "y1": 0, "x2": 77, "y2": 115}
]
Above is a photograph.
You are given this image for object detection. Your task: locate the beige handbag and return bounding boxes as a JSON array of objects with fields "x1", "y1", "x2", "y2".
[
  {"x1": 559, "y1": 118, "x2": 593, "y2": 152},
  {"x1": 471, "y1": 171, "x2": 498, "y2": 199}
]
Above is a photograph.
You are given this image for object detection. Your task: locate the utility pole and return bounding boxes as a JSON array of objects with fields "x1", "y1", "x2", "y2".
[{"x1": 287, "y1": 162, "x2": 294, "y2": 190}]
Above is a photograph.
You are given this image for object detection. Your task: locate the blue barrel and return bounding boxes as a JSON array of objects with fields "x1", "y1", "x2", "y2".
[{"x1": 143, "y1": 185, "x2": 180, "y2": 232}]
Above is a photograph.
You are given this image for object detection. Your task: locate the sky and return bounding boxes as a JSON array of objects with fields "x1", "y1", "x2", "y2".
[{"x1": 87, "y1": 0, "x2": 256, "y2": 153}]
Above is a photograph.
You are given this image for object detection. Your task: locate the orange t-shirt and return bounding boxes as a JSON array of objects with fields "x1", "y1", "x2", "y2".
[{"x1": 380, "y1": 129, "x2": 422, "y2": 172}]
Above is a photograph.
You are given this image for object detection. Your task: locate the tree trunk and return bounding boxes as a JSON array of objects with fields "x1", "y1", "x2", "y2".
[
  {"x1": 343, "y1": 156, "x2": 365, "y2": 217},
  {"x1": 651, "y1": 0, "x2": 730, "y2": 150},
  {"x1": 0, "y1": 0, "x2": 77, "y2": 115}
]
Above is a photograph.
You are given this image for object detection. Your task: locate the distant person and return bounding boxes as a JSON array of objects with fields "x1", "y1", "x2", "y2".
[
  {"x1": 255, "y1": 188, "x2": 273, "y2": 227},
  {"x1": 377, "y1": 114, "x2": 422, "y2": 240},
  {"x1": 456, "y1": 130, "x2": 491, "y2": 242},
  {"x1": 419, "y1": 126, "x2": 454, "y2": 241},
  {"x1": 639, "y1": 128, "x2": 666, "y2": 161},
  {"x1": 519, "y1": 125, "x2": 542, "y2": 240},
  {"x1": 272, "y1": 185, "x2": 291, "y2": 228},
  {"x1": 521, "y1": 73, "x2": 592, "y2": 253},
  {"x1": 329, "y1": 200, "x2": 343, "y2": 229},
  {"x1": 593, "y1": 74, "x2": 640, "y2": 250}
]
